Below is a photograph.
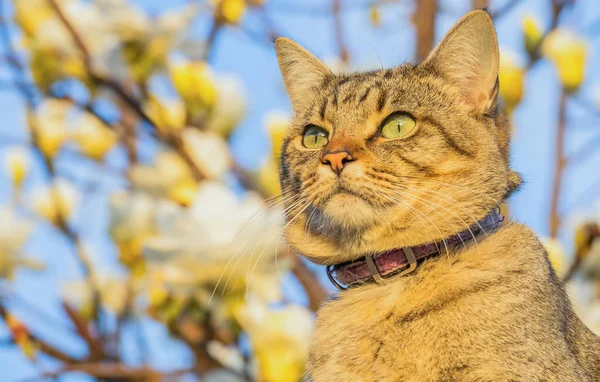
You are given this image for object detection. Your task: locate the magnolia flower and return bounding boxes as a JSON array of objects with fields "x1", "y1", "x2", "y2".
[
  {"x1": 96, "y1": 0, "x2": 150, "y2": 41},
  {"x1": 13, "y1": 0, "x2": 55, "y2": 37},
  {"x1": 4, "y1": 147, "x2": 31, "y2": 188},
  {"x1": 109, "y1": 191, "x2": 159, "y2": 271},
  {"x1": 370, "y1": 5, "x2": 381, "y2": 27},
  {"x1": 213, "y1": 0, "x2": 246, "y2": 25},
  {"x1": 0, "y1": 207, "x2": 40, "y2": 280},
  {"x1": 31, "y1": 99, "x2": 71, "y2": 158},
  {"x1": 257, "y1": 159, "x2": 281, "y2": 197},
  {"x1": 541, "y1": 237, "x2": 567, "y2": 277},
  {"x1": 207, "y1": 341, "x2": 245, "y2": 372},
  {"x1": 237, "y1": 298, "x2": 313, "y2": 382},
  {"x1": 499, "y1": 49, "x2": 525, "y2": 113},
  {"x1": 72, "y1": 112, "x2": 118, "y2": 160},
  {"x1": 143, "y1": 182, "x2": 285, "y2": 298},
  {"x1": 263, "y1": 111, "x2": 291, "y2": 162},
  {"x1": 182, "y1": 129, "x2": 231, "y2": 179},
  {"x1": 206, "y1": 75, "x2": 247, "y2": 137},
  {"x1": 30, "y1": 179, "x2": 79, "y2": 225},
  {"x1": 522, "y1": 14, "x2": 543, "y2": 54},
  {"x1": 541, "y1": 29, "x2": 588, "y2": 92},
  {"x1": 170, "y1": 61, "x2": 218, "y2": 112},
  {"x1": 129, "y1": 151, "x2": 194, "y2": 197},
  {"x1": 62, "y1": 275, "x2": 130, "y2": 317},
  {"x1": 109, "y1": 191, "x2": 156, "y2": 245},
  {"x1": 145, "y1": 95, "x2": 187, "y2": 133}
]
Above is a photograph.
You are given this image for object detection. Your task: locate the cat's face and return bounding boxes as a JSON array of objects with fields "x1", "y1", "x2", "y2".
[{"x1": 276, "y1": 10, "x2": 522, "y2": 265}]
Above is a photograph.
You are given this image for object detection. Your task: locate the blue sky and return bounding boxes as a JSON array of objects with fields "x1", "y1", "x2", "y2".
[{"x1": 1, "y1": 0, "x2": 600, "y2": 380}]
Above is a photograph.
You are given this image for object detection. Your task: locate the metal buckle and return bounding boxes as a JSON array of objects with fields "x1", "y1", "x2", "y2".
[
  {"x1": 326, "y1": 265, "x2": 348, "y2": 290},
  {"x1": 365, "y1": 247, "x2": 418, "y2": 285}
]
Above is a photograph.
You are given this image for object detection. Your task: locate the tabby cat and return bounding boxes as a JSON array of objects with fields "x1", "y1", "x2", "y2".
[{"x1": 274, "y1": 10, "x2": 600, "y2": 382}]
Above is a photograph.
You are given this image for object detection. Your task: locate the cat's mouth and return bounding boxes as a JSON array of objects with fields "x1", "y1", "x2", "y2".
[{"x1": 324, "y1": 183, "x2": 379, "y2": 208}]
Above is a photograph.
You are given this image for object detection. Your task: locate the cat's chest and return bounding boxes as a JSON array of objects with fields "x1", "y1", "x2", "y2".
[
  {"x1": 308, "y1": 297, "x2": 486, "y2": 382},
  {"x1": 305, "y1": 270, "x2": 562, "y2": 382}
]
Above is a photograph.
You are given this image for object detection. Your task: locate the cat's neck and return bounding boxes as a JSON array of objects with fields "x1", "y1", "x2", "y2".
[{"x1": 327, "y1": 208, "x2": 504, "y2": 290}]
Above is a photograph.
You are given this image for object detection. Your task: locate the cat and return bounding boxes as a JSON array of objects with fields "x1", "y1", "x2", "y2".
[{"x1": 274, "y1": 10, "x2": 600, "y2": 382}]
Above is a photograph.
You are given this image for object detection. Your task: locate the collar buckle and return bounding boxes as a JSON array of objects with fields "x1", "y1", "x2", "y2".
[{"x1": 365, "y1": 247, "x2": 418, "y2": 285}]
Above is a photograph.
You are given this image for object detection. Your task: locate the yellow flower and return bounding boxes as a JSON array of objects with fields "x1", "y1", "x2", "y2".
[
  {"x1": 257, "y1": 159, "x2": 281, "y2": 197},
  {"x1": 263, "y1": 111, "x2": 291, "y2": 162},
  {"x1": 148, "y1": 275, "x2": 170, "y2": 308},
  {"x1": 370, "y1": 5, "x2": 380, "y2": 27},
  {"x1": 6, "y1": 313, "x2": 38, "y2": 360},
  {"x1": 130, "y1": 151, "x2": 195, "y2": 198},
  {"x1": 123, "y1": 38, "x2": 168, "y2": 83},
  {"x1": 182, "y1": 129, "x2": 231, "y2": 179},
  {"x1": 4, "y1": 147, "x2": 30, "y2": 188},
  {"x1": 145, "y1": 95, "x2": 186, "y2": 133},
  {"x1": 522, "y1": 14, "x2": 543, "y2": 54},
  {"x1": 214, "y1": 0, "x2": 246, "y2": 25},
  {"x1": 206, "y1": 75, "x2": 247, "y2": 137},
  {"x1": 13, "y1": 0, "x2": 56, "y2": 37},
  {"x1": 72, "y1": 113, "x2": 118, "y2": 160},
  {"x1": 237, "y1": 300, "x2": 313, "y2": 382},
  {"x1": 31, "y1": 99, "x2": 71, "y2": 158},
  {"x1": 170, "y1": 61, "x2": 218, "y2": 113},
  {"x1": 541, "y1": 29, "x2": 588, "y2": 92},
  {"x1": 0, "y1": 207, "x2": 37, "y2": 280},
  {"x1": 62, "y1": 276, "x2": 130, "y2": 317},
  {"x1": 499, "y1": 49, "x2": 525, "y2": 113},
  {"x1": 541, "y1": 237, "x2": 567, "y2": 277},
  {"x1": 30, "y1": 179, "x2": 79, "y2": 225},
  {"x1": 168, "y1": 179, "x2": 199, "y2": 207}
]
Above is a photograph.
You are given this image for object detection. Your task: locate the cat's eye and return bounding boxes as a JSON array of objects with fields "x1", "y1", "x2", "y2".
[
  {"x1": 380, "y1": 113, "x2": 417, "y2": 139},
  {"x1": 303, "y1": 125, "x2": 329, "y2": 149}
]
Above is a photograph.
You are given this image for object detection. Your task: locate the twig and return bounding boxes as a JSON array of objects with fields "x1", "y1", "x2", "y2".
[
  {"x1": 414, "y1": 0, "x2": 436, "y2": 62},
  {"x1": 472, "y1": 0, "x2": 489, "y2": 9},
  {"x1": 0, "y1": 304, "x2": 80, "y2": 364},
  {"x1": 289, "y1": 251, "x2": 327, "y2": 312},
  {"x1": 332, "y1": 0, "x2": 349, "y2": 64},
  {"x1": 39, "y1": 363, "x2": 193, "y2": 380},
  {"x1": 203, "y1": 19, "x2": 223, "y2": 61},
  {"x1": 549, "y1": 90, "x2": 568, "y2": 238},
  {"x1": 562, "y1": 222, "x2": 600, "y2": 282}
]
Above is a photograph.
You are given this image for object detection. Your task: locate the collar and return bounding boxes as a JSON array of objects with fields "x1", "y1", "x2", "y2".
[{"x1": 326, "y1": 209, "x2": 504, "y2": 290}]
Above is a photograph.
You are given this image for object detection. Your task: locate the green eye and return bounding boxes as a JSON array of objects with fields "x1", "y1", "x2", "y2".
[
  {"x1": 380, "y1": 113, "x2": 417, "y2": 139},
  {"x1": 303, "y1": 125, "x2": 329, "y2": 149}
]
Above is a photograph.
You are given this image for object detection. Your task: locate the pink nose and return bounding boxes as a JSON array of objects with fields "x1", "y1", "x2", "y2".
[{"x1": 321, "y1": 151, "x2": 354, "y2": 175}]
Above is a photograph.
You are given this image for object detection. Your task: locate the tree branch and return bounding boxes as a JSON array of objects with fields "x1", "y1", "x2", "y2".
[
  {"x1": 549, "y1": 91, "x2": 568, "y2": 237},
  {"x1": 332, "y1": 0, "x2": 350, "y2": 64},
  {"x1": 289, "y1": 250, "x2": 327, "y2": 312},
  {"x1": 414, "y1": 0, "x2": 436, "y2": 62}
]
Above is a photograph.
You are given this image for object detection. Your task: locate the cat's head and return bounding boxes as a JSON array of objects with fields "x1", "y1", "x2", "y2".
[{"x1": 275, "y1": 10, "x2": 522, "y2": 265}]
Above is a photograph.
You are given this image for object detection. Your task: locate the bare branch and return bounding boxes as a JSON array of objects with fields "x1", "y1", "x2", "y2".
[
  {"x1": 549, "y1": 91, "x2": 568, "y2": 238},
  {"x1": 414, "y1": 0, "x2": 436, "y2": 62},
  {"x1": 332, "y1": 0, "x2": 350, "y2": 63}
]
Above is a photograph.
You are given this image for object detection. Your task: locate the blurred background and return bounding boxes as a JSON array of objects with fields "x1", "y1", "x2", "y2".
[{"x1": 0, "y1": 0, "x2": 599, "y2": 381}]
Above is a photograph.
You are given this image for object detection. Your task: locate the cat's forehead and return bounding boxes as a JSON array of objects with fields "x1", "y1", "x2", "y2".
[{"x1": 305, "y1": 65, "x2": 421, "y2": 131}]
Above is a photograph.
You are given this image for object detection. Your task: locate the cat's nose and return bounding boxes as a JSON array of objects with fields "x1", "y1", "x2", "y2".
[{"x1": 321, "y1": 151, "x2": 355, "y2": 175}]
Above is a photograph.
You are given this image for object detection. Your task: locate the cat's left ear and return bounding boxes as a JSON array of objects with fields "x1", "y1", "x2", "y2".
[
  {"x1": 422, "y1": 10, "x2": 499, "y2": 114},
  {"x1": 275, "y1": 38, "x2": 332, "y2": 114}
]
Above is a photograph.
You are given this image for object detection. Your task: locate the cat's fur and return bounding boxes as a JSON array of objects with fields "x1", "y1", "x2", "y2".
[{"x1": 275, "y1": 10, "x2": 600, "y2": 382}]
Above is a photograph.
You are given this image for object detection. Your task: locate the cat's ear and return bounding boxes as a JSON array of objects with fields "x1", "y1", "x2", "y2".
[
  {"x1": 275, "y1": 38, "x2": 332, "y2": 113},
  {"x1": 422, "y1": 10, "x2": 499, "y2": 114}
]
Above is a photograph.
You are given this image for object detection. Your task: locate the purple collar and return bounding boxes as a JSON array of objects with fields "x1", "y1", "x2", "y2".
[{"x1": 326, "y1": 209, "x2": 504, "y2": 290}]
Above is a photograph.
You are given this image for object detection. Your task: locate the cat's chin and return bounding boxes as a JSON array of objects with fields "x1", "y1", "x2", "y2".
[{"x1": 321, "y1": 192, "x2": 380, "y2": 229}]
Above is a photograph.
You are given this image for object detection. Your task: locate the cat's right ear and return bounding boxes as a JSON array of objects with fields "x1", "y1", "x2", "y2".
[{"x1": 275, "y1": 38, "x2": 332, "y2": 114}]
